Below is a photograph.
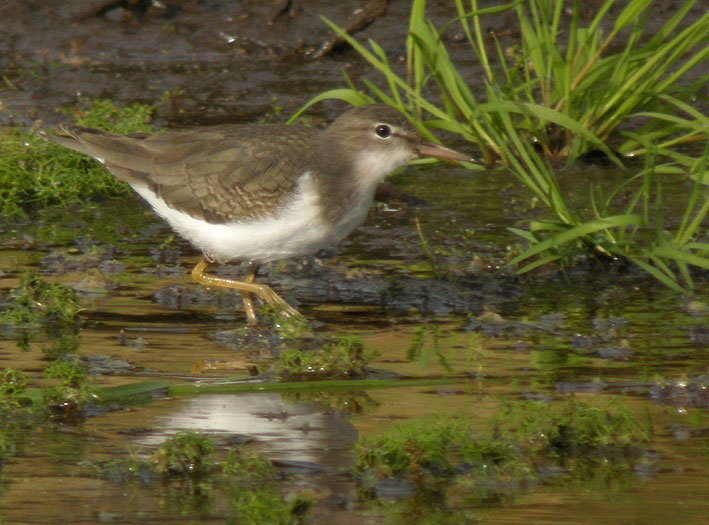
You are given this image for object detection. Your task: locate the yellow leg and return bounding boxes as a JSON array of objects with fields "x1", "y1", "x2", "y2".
[
  {"x1": 190, "y1": 257, "x2": 300, "y2": 325},
  {"x1": 241, "y1": 263, "x2": 258, "y2": 325}
]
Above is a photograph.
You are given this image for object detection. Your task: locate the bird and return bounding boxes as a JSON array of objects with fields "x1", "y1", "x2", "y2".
[{"x1": 42, "y1": 104, "x2": 473, "y2": 324}]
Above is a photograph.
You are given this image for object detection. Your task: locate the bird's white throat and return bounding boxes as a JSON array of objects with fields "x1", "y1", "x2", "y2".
[{"x1": 353, "y1": 144, "x2": 417, "y2": 188}]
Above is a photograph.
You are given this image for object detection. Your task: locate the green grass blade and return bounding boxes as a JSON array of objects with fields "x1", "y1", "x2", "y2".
[
  {"x1": 506, "y1": 215, "x2": 643, "y2": 269},
  {"x1": 515, "y1": 253, "x2": 562, "y2": 274},
  {"x1": 614, "y1": 0, "x2": 653, "y2": 31},
  {"x1": 625, "y1": 255, "x2": 683, "y2": 292},
  {"x1": 287, "y1": 89, "x2": 373, "y2": 124}
]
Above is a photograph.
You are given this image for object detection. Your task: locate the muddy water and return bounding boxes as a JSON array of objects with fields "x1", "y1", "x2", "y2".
[{"x1": 1, "y1": 1, "x2": 709, "y2": 523}]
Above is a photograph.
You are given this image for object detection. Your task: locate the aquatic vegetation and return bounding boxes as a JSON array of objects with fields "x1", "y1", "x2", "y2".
[
  {"x1": 354, "y1": 417, "x2": 523, "y2": 497},
  {"x1": 298, "y1": 0, "x2": 709, "y2": 290},
  {"x1": 413, "y1": 216, "x2": 440, "y2": 277},
  {"x1": 277, "y1": 335, "x2": 379, "y2": 380},
  {"x1": 492, "y1": 397, "x2": 651, "y2": 452},
  {"x1": 221, "y1": 448, "x2": 313, "y2": 523},
  {"x1": 221, "y1": 449, "x2": 276, "y2": 485},
  {"x1": 0, "y1": 368, "x2": 32, "y2": 412},
  {"x1": 354, "y1": 397, "x2": 652, "y2": 510},
  {"x1": 1, "y1": 274, "x2": 82, "y2": 354},
  {"x1": 506, "y1": 148, "x2": 709, "y2": 292},
  {"x1": 0, "y1": 368, "x2": 41, "y2": 466},
  {"x1": 228, "y1": 487, "x2": 312, "y2": 525},
  {"x1": 260, "y1": 304, "x2": 314, "y2": 339},
  {"x1": 0, "y1": 99, "x2": 153, "y2": 217},
  {"x1": 152, "y1": 430, "x2": 215, "y2": 477},
  {"x1": 42, "y1": 330, "x2": 82, "y2": 359},
  {"x1": 407, "y1": 325, "x2": 452, "y2": 373},
  {"x1": 1, "y1": 274, "x2": 81, "y2": 325},
  {"x1": 103, "y1": 438, "x2": 310, "y2": 522},
  {"x1": 62, "y1": 98, "x2": 154, "y2": 134},
  {"x1": 42, "y1": 358, "x2": 97, "y2": 412}
]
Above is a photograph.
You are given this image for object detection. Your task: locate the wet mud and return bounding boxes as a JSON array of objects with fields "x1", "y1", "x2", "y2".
[{"x1": 0, "y1": 1, "x2": 488, "y2": 128}]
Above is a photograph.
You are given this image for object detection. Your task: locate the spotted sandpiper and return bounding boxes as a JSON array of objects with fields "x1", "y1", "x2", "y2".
[{"x1": 42, "y1": 104, "x2": 473, "y2": 324}]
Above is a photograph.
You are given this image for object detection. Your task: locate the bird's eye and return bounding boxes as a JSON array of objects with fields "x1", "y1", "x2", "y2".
[{"x1": 375, "y1": 124, "x2": 391, "y2": 139}]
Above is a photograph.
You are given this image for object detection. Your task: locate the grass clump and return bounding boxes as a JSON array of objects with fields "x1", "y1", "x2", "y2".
[
  {"x1": 0, "y1": 99, "x2": 154, "y2": 217},
  {"x1": 354, "y1": 417, "x2": 522, "y2": 501},
  {"x1": 105, "y1": 437, "x2": 311, "y2": 523},
  {"x1": 152, "y1": 430, "x2": 215, "y2": 477},
  {"x1": 1, "y1": 275, "x2": 82, "y2": 354},
  {"x1": 228, "y1": 488, "x2": 312, "y2": 525},
  {"x1": 221, "y1": 448, "x2": 276, "y2": 485},
  {"x1": 1, "y1": 274, "x2": 81, "y2": 325},
  {"x1": 221, "y1": 449, "x2": 312, "y2": 524},
  {"x1": 60, "y1": 98, "x2": 154, "y2": 134},
  {"x1": 297, "y1": 0, "x2": 709, "y2": 290},
  {"x1": 277, "y1": 335, "x2": 378, "y2": 380},
  {"x1": 356, "y1": 417, "x2": 466, "y2": 476},
  {"x1": 493, "y1": 397, "x2": 651, "y2": 453},
  {"x1": 260, "y1": 304, "x2": 314, "y2": 340},
  {"x1": 0, "y1": 368, "x2": 42, "y2": 463},
  {"x1": 42, "y1": 358, "x2": 97, "y2": 413},
  {"x1": 0, "y1": 368, "x2": 32, "y2": 412},
  {"x1": 354, "y1": 397, "x2": 651, "y2": 510}
]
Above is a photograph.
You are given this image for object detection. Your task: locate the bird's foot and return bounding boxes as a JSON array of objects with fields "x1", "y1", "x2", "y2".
[
  {"x1": 191, "y1": 257, "x2": 301, "y2": 326},
  {"x1": 243, "y1": 287, "x2": 302, "y2": 326}
]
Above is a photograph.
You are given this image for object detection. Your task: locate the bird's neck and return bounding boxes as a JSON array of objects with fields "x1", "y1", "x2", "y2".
[{"x1": 307, "y1": 141, "x2": 382, "y2": 231}]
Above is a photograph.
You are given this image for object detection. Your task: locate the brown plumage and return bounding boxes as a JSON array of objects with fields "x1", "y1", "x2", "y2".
[
  {"x1": 45, "y1": 124, "x2": 322, "y2": 224},
  {"x1": 42, "y1": 104, "x2": 473, "y2": 324}
]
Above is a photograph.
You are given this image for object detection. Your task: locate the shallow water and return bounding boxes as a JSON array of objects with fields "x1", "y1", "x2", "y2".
[
  {"x1": 1, "y1": 1, "x2": 708, "y2": 523},
  {"x1": 1, "y1": 161, "x2": 708, "y2": 523}
]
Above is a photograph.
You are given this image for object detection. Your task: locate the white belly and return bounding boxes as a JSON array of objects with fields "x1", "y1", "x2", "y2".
[{"x1": 133, "y1": 172, "x2": 375, "y2": 264}]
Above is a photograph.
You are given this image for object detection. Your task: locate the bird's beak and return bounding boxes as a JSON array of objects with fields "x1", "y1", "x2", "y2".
[{"x1": 416, "y1": 140, "x2": 482, "y2": 165}]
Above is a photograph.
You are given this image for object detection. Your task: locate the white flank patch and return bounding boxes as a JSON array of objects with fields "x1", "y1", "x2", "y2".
[{"x1": 132, "y1": 172, "x2": 337, "y2": 264}]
